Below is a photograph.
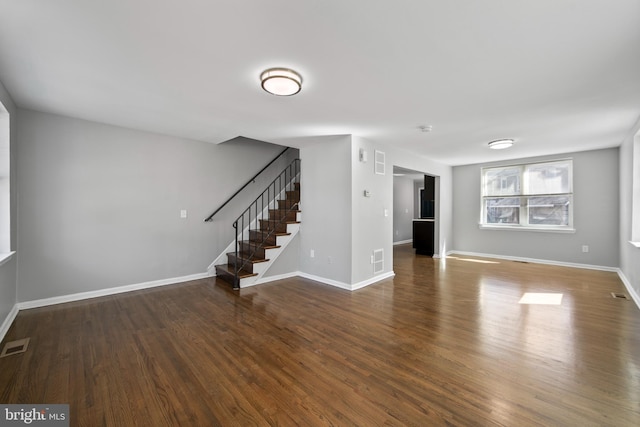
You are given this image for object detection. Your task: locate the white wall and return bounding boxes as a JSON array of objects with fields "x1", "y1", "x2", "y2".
[
  {"x1": 393, "y1": 176, "x2": 414, "y2": 243},
  {"x1": 452, "y1": 148, "x2": 619, "y2": 267},
  {"x1": 619, "y1": 117, "x2": 640, "y2": 300},
  {"x1": 15, "y1": 109, "x2": 290, "y2": 302}
]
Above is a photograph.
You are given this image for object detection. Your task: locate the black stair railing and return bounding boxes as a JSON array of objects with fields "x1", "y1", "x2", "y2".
[
  {"x1": 204, "y1": 146, "x2": 291, "y2": 222},
  {"x1": 232, "y1": 159, "x2": 300, "y2": 289}
]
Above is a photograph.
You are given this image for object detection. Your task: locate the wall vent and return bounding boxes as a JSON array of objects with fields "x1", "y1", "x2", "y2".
[
  {"x1": 374, "y1": 150, "x2": 385, "y2": 175},
  {"x1": 0, "y1": 338, "x2": 30, "y2": 358},
  {"x1": 611, "y1": 292, "x2": 630, "y2": 300},
  {"x1": 373, "y1": 249, "x2": 384, "y2": 274}
]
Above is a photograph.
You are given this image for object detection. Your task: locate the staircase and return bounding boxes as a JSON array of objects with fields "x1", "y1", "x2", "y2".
[{"x1": 214, "y1": 160, "x2": 300, "y2": 289}]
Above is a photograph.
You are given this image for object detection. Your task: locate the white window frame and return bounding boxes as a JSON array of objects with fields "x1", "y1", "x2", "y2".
[
  {"x1": 0, "y1": 100, "x2": 10, "y2": 259},
  {"x1": 480, "y1": 159, "x2": 575, "y2": 232}
]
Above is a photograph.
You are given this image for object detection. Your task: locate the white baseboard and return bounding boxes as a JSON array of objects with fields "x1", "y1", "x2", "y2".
[
  {"x1": 17, "y1": 273, "x2": 210, "y2": 311},
  {"x1": 617, "y1": 270, "x2": 640, "y2": 311},
  {"x1": 297, "y1": 271, "x2": 395, "y2": 291},
  {"x1": 393, "y1": 239, "x2": 412, "y2": 246},
  {"x1": 447, "y1": 250, "x2": 619, "y2": 272},
  {"x1": 351, "y1": 271, "x2": 395, "y2": 290},
  {"x1": 0, "y1": 304, "x2": 19, "y2": 343}
]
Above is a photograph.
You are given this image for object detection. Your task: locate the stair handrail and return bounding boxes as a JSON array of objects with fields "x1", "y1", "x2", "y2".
[
  {"x1": 204, "y1": 146, "x2": 291, "y2": 222},
  {"x1": 231, "y1": 159, "x2": 300, "y2": 288}
]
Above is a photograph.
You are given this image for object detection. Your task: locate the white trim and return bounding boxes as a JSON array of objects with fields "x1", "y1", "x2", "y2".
[
  {"x1": 616, "y1": 269, "x2": 640, "y2": 311},
  {"x1": 446, "y1": 250, "x2": 618, "y2": 272},
  {"x1": 17, "y1": 273, "x2": 209, "y2": 310},
  {"x1": 351, "y1": 271, "x2": 395, "y2": 290},
  {"x1": 0, "y1": 303, "x2": 19, "y2": 343},
  {"x1": 393, "y1": 239, "x2": 413, "y2": 246},
  {"x1": 629, "y1": 241, "x2": 640, "y2": 248},
  {"x1": 479, "y1": 224, "x2": 576, "y2": 233},
  {"x1": 298, "y1": 272, "x2": 352, "y2": 290},
  {"x1": 297, "y1": 271, "x2": 395, "y2": 291},
  {"x1": 0, "y1": 251, "x2": 15, "y2": 267}
]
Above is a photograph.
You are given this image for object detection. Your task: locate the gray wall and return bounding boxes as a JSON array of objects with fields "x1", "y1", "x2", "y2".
[
  {"x1": 452, "y1": 148, "x2": 619, "y2": 267},
  {"x1": 297, "y1": 135, "x2": 452, "y2": 286},
  {"x1": 0, "y1": 77, "x2": 17, "y2": 331},
  {"x1": 299, "y1": 136, "x2": 353, "y2": 284},
  {"x1": 351, "y1": 136, "x2": 394, "y2": 283},
  {"x1": 16, "y1": 109, "x2": 290, "y2": 302},
  {"x1": 619, "y1": 117, "x2": 640, "y2": 298},
  {"x1": 393, "y1": 176, "x2": 414, "y2": 243},
  {"x1": 389, "y1": 147, "x2": 453, "y2": 257}
]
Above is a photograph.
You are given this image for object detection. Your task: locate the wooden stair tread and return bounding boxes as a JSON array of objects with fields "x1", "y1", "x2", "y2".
[
  {"x1": 216, "y1": 264, "x2": 257, "y2": 279},
  {"x1": 240, "y1": 241, "x2": 281, "y2": 249},
  {"x1": 216, "y1": 178, "x2": 301, "y2": 289},
  {"x1": 227, "y1": 253, "x2": 270, "y2": 263},
  {"x1": 251, "y1": 231, "x2": 291, "y2": 237}
]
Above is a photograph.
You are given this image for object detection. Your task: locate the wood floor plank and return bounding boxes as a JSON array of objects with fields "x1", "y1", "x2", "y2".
[{"x1": 1, "y1": 244, "x2": 640, "y2": 426}]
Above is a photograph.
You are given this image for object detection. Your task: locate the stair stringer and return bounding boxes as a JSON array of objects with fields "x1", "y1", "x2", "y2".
[
  {"x1": 207, "y1": 212, "x2": 301, "y2": 287},
  {"x1": 237, "y1": 219, "x2": 300, "y2": 288}
]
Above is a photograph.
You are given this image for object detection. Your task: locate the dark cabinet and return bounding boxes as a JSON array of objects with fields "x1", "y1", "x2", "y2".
[
  {"x1": 421, "y1": 175, "x2": 435, "y2": 219},
  {"x1": 413, "y1": 220, "x2": 434, "y2": 256},
  {"x1": 415, "y1": 173, "x2": 435, "y2": 256}
]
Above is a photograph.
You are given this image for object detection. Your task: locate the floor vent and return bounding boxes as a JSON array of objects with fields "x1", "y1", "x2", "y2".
[
  {"x1": 611, "y1": 292, "x2": 630, "y2": 300},
  {"x1": 0, "y1": 338, "x2": 30, "y2": 358}
]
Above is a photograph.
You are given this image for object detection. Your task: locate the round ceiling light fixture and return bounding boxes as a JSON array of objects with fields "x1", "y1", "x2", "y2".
[
  {"x1": 488, "y1": 139, "x2": 514, "y2": 150},
  {"x1": 260, "y1": 68, "x2": 302, "y2": 96}
]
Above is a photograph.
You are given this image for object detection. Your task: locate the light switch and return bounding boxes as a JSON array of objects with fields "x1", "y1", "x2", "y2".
[{"x1": 180, "y1": 209, "x2": 187, "y2": 219}]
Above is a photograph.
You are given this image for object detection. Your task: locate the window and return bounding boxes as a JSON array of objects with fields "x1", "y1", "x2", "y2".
[
  {"x1": 0, "y1": 100, "x2": 9, "y2": 256},
  {"x1": 481, "y1": 159, "x2": 573, "y2": 231},
  {"x1": 631, "y1": 132, "x2": 640, "y2": 246}
]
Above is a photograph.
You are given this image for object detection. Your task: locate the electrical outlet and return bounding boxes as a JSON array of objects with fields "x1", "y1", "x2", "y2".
[
  {"x1": 582, "y1": 245, "x2": 589, "y2": 253},
  {"x1": 310, "y1": 249, "x2": 315, "y2": 258},
  {"x1": 180, "y1": 209, "x2": 187, "y2": 219}
]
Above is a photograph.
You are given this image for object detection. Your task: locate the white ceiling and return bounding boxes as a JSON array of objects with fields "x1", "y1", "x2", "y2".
[{"x1": 1, "y1": 0, "x2": 639, "y2": 165}]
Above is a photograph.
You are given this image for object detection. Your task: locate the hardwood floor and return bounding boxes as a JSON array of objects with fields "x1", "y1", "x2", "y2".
[{"x1": 1, "y1": 244, "x2": 639, "y2": 426}]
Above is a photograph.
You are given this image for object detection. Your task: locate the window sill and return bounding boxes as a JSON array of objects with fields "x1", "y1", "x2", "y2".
[
  {"x1": 0, "y1": 251, "x2": 15, "y2": 267},
  {"x1": 479, "y1": 224, "x2": 576, "y2": 233},
  {"x1": 629, "y1": 241, "x2": 640, "y2": 248}
]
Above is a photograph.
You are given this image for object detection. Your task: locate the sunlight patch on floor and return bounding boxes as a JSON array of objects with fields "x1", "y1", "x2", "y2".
[{"x1": 519, "y1": 293, "x2": 563, "y2": 305}]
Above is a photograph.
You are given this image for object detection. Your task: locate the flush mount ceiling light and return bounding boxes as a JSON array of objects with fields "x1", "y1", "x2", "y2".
[
  {"x1": 260, "y1": 68, "x2": 302, "y2": 96},
  {"x1": 488, "y1": 139, "x2": 514, "y2": 150}
]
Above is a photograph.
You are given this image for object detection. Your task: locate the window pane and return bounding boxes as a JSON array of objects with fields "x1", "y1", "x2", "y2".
[
  {"x1": 528, "y1": 196, "x2": 570, "y2": 226},
  {"x1": 525, "y1": 162, "x2": 570, "y2": 195},
  {"x1": 484, "y1": 167, "x2": 521, "y2": 196},
  {"x1": 485, "y1": 197, "x2": 520, "y2": 224}
]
